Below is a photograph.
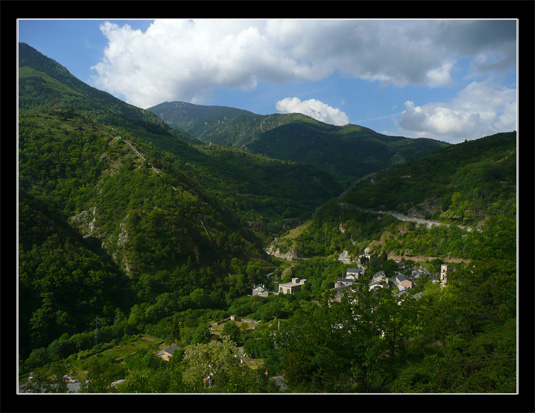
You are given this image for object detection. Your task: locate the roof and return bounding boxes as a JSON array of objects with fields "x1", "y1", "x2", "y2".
[
  {"x1": 372, "y1": 271, "x2": 386, "y2": 281},
  {"x1": 347, "y1": 268, "x2": 361, "y2": 273},
  {"x1": 396, "y1": 274, "x2": 408, "y2": 282},
  {"x1": 253, "y1": 285, "x2": 268, "y2": 291},
  {"x1": 164, "y1": 344, "x2": 180, "y2": 355},
  {"x1": 279, "y1": 282, "x2": 302, "y2": 288}
]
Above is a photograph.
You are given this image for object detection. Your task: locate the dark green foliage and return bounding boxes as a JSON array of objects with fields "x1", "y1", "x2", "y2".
[
  {"x1": 247, "y1": 121, "x2": 448, "y2": 181},
  {"x1": 18, "y1": 43, "x2": 516, "y2": 394},
  {"x1": 178, "y1": 144, "x2": 344, "y2": 239},
  {"x1": 343, "y1": 132, "x2": 516, "y2": 225},
  {"x1": 291, "y1": 132, "x2": 516, "y2": 260},
  {"x1": 19, "y1": 188, "x2": 134, "y2": 359},
  {"x1": 150, "y1": 101, "x2": 449, "y2": 181},
  {"x1": 390, "y1": 320, "x2": 516, "y2": 393},
  {"x1": 222, "y1": 321, "x2": 242, "y2": 345},
  {"x1": 294, "y1": 202, "x2": 397, "y2": 257}
]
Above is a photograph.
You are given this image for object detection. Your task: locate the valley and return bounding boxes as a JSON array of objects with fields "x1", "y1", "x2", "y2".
[{"x1": 17, "y1": 42, "x2": 517, "y2": 395}]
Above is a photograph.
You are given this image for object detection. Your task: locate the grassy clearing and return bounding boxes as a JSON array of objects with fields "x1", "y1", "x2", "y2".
[
  {"x1": 281, "y1": 220, "x2": 311, "y2": 241},
  {"x1": 98, "y1": 335, "x2": 164, "y2": 362}
]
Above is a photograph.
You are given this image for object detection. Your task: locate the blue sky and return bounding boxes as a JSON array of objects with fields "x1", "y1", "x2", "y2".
[{"x1": 18, "y1": 19, "x2": 517, "y2": 143}]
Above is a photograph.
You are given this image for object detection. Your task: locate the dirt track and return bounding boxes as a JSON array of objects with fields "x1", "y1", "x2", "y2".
[{"x1": 387, "y1": 253, "x2": 471, "y2": 264}]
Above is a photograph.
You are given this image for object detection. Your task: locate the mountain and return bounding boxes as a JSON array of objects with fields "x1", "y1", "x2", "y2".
[
  {"x1": 284, "y1": 131, "x2": 516, "y2": 259},
  {"x1": 341, "y1": 131, "x2": 516, "y2": 224},
  {"x1": 17, "y1": 43, "x2": 342, "y2": 357},
  {"x1": 17, "y1": 43, "x2": 516, "y2": 395},
  {"x1": 245, "y1": 120, "x2": 448, "y2": 181},
  {"x1": 149, "y1": 101, "x2": 318, "y2": 148},
  {"x1": 148, "y1": 100, "x2": 257, "y2": 137},
  {"x1": 148, "y1": 100, "x2": 449, "y2": 181}
]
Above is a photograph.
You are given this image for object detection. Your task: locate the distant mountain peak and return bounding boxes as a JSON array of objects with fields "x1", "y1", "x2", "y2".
[{"x1": 148, "y1": 100, "x2": 449, "y2": 181}]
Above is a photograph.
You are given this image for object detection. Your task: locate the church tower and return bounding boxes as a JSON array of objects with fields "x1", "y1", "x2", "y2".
[{"x1": 440, "y1": 264, "x2": 450, "y2": 287}]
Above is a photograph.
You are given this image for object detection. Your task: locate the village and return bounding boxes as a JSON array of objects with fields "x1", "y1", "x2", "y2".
[
  {"x1": 20, "y1": 216, "x2": 458, "y2": 394},
  {"x1": 21, "y1": 248, "x2": 455, "y2": 394},
  {"x1": 252, "y1": 257, "x2": 451, "y2": 299}
]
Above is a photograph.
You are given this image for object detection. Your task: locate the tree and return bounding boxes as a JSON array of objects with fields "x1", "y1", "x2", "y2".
[
  {"x1": 80, "y1": 358, "x2": 116, "y2": 393},
  {"x1": 181, "y1": 340, "x2": 264, "y2": 392},
  {"x1": 24, "y1": 361, "x2": 68, "y2": 393},
  {"x1": 275, "y1": 299, "x2": 356, "y2": 392},
  {"x1": 191, "y1": 323, "x2": 211, "y2": 345},
  {"x1": 390, "y1": 319, "x2": 516, "y2": 393},
  {"x1": 222, "y1": 321, "x2": 242, "y2": 345},
  {"x1": 381, "y1": 259, "x2": 398, "y2": 277},
  {"x1": 170, "y1": 313, "x2": 179, "y2": 342}
]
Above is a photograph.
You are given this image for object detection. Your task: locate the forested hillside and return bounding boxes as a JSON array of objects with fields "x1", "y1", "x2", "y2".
[
  {"x1": 18, "y1": 43, "x2": 341, "y2": 360},
  {"x1": 247, "y1": 120, "x2": 447, "y2": 181},
  {"x1": 149, "y1": 101, "x2": 313, "y2": 148},
  {"x1": 287, "y1": 131, "x2": 516, "y2": 260},
  {"x1": 148, "y1": 100, "x2": 257, "y2": 144},
  {"x1": 343, "y1": 131, "x2": 516, "y2": 225},
  {"x1": 18, "y1": 43, "x2": 517, "y2": 396},
  {"x1": 149, "y1": 100, "x2": 449, "y2": 181}
]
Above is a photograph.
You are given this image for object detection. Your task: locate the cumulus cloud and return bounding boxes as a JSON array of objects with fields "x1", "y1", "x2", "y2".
[
  {"x1": 397, "y1": 80, "x2": 516, "y2": 142},
  {"x1": 91, "y1": 20, "x2": 320, "y2": 108},
  {"x1": 90, "y1": 19, "x2": 516, "y2": 108},
  {"x1": 276, "y1": 97, "x2": 349, "y2": 126},
  {"x1": 425, "y1": 60, "x2": 455, "y2": 87}
]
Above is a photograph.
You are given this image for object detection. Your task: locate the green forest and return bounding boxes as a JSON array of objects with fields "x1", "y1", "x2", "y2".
[
  {"x1": 150, "y1": 100, "x2": 448, "y2": 182},
  {"x1": 17, "y1": 43, "x2": 517, "y2": 396}
]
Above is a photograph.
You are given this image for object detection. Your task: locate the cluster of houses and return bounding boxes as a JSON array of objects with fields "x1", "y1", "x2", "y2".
[
  {"x1": 333, "y1": 263, "x2": 451, "y2": 298},
  {"x1": 252, "y1": 263, "x2": 451, "y2": 299}
]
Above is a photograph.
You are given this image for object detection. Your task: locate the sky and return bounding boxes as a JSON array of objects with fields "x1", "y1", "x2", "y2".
[{"x1": 18, "y1": 19, "x2": 517, "y2": 143}]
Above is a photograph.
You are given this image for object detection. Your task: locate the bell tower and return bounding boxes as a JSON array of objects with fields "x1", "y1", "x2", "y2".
[{"x1": 440, "y1": 264, "x2": 450, "y2": 287}]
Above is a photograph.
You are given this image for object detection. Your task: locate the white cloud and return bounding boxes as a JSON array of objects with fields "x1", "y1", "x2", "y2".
[
  {"x1": 425, "y1": 60, "x2": 455, "y2": 87},
  {"x1": 397, "y1": 80, "x2": 516, "y2": 142},
  {"x1": 90, "y1": 19, "x2": 516, "y2": 109},
  {"x1": 276, "y1": 97, "x2": 349, "y2": 126},
  {"x1": 91, "y1": 20, "x2": 320, "y2": 108}
]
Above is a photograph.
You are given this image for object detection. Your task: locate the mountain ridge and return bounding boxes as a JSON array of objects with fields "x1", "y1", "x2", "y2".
[
  {"x1": 17, "y1": 42, "x2": 517, "y2": 395},
  {"x1": 148, "y1": 100, "x2": 450, "y2": 181},
  {"x1": 17, "y1": 43, "x2": 344, "y2": 357},
  {"x1": 285, "y1": 130, "x2": 516, "y2": 260}
]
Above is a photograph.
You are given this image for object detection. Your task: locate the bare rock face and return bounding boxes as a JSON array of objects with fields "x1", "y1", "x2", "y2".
[
  {"x1": 265, "y1": 240, "x2": 299, "y2": 261},
  {"x1": 68, "y1": 206, "x2": 97, "y2": 236}
]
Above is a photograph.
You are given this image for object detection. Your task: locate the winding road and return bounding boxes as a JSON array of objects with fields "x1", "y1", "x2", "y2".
[{"x1": 352, "y1": 206, "x2": 477, "y2": 232}]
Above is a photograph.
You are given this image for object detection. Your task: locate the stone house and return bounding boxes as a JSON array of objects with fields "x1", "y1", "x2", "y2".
[
  {"x1": 278, "y1": 278, "x2": 307, "y2": 294},
  {"x1": 395, "y1": 274, "x2": 414, "y2": 291},
  {"x1": 335, "y1": 278, "x2": 355, "y2": 289},
  {"x1": 369, "y1": 271, "x2": 388, "y2": 290},
  {"x1": 411, "y1": 269, "x2": 425, "y2": 278},
  {"x1": 157, "y1": 344, "x2": 180, "y2": 361},
  {"x1": 252, "y1": 284, "x2": 270, "y2": 297},
  {"x1": 346, "y1": 268, "x2": 363, "y2": 280}
]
